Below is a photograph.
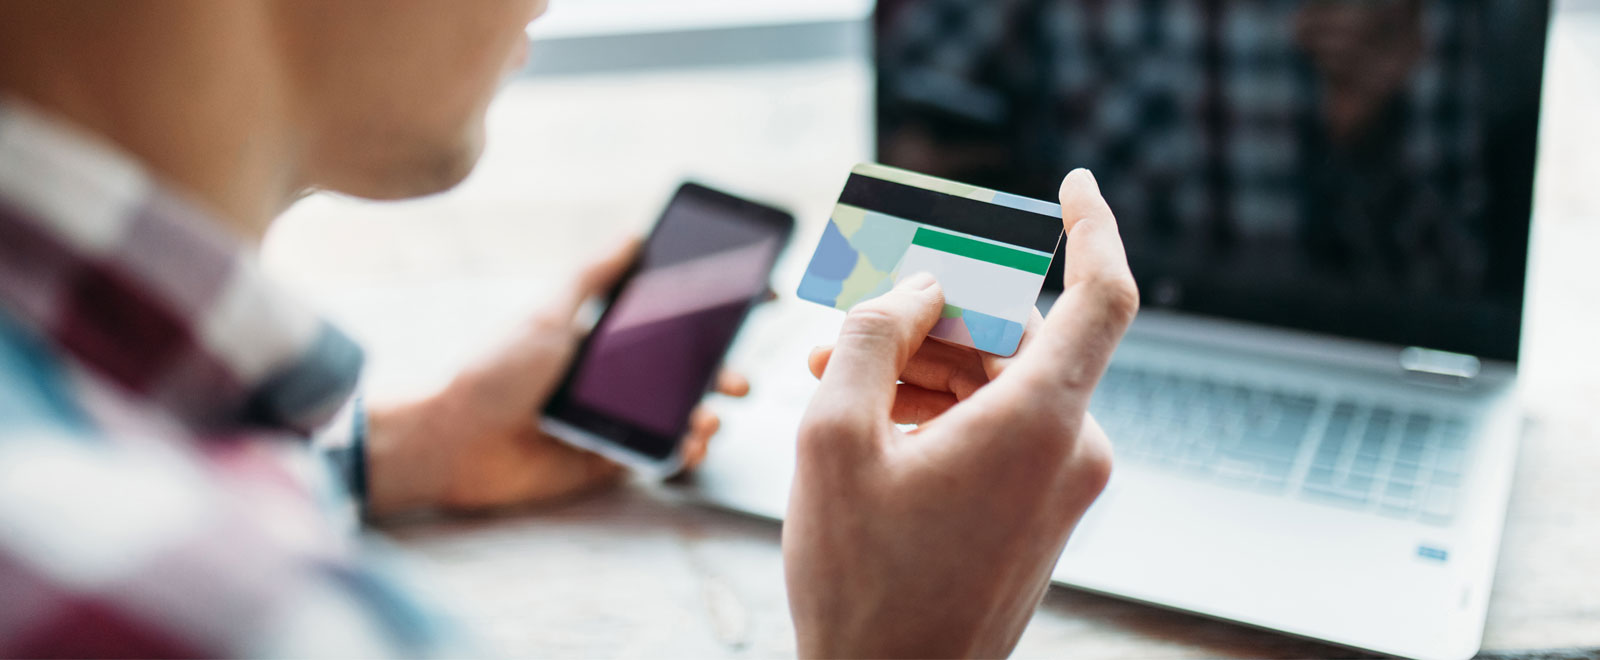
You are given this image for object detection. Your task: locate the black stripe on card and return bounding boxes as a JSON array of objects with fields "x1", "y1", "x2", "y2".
[{"x1": 836, "y1": 174, "x2": 1062, "y2": 253}]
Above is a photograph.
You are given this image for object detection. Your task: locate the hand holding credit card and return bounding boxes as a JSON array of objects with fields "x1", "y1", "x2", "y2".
[{"x1": 797, "y1": 163, "x2": 1065, "y2": 356}]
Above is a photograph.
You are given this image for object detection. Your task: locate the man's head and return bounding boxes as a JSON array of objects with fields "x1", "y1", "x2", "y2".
[
  {"x1": 272, "y1": 0, "x2": 546, "y2": 199},
  {"x1": 0, "y1": 0, "x2": 545, "y2": 228}
]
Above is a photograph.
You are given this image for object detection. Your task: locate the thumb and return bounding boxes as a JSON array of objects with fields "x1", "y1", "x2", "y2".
[
  {"x1": 803, "y1": 273, "x2": 945, "y2": 445},
  {"x1": 551, "y1": 236, "x2": 642, "y2": 321},
  {"x1": 480, "y1": 236, "x2": 640, "y2": 411},
  {"x1": 997, "y1": 168, "x2": 1138, "y2": 422}
]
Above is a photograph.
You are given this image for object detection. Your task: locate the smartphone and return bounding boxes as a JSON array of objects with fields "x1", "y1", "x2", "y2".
[{"x1": 541, "y1": 183, "x2": 794, "y2": 474}]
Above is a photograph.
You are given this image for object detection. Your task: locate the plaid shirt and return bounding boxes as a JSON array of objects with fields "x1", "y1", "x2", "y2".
[{"x1": 0, "y1": 100, "x2": 458, "y2": 656}]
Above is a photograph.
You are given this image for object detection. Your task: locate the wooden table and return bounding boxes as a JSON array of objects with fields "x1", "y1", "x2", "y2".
[{"x1": 264, "y1": 5, "x2": 1600, "y2": 657}]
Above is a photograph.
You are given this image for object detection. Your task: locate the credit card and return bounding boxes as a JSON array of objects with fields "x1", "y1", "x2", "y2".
[{"x1": 797, "y1": 163, "x2": 1064, "y2": 357}]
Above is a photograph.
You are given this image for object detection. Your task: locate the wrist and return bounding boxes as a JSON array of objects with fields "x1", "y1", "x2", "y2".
[{"x1": 365, "y1": 390, "x2": 455, "y2": 518}]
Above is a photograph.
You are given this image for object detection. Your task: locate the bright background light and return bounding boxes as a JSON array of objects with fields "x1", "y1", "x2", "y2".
[{"x1": 526, "y1": 0, "x2": 874, "y2": 39}]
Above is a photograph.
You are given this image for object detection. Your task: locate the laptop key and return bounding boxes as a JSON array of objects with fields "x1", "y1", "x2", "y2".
[
  {"x1": 1255, "y1": 475, "x2": 1289, "y2": 494},
  {"x1": 1381, "y1": 482, "x2": 1419, "y2": 513},
  {"x1": 1349, "y1": 453, "x2": 1380, "y2": 476},
  {"x1": 1215, "y1": 457, "x2": 1260, "y2": 485},
  {"x1": 1396, "y1": 438, "x2": 1427, "y2": 465},
  {"x1": 1436, "y1": 447, "x2": 1469, "y2": 474},
  {"x1": 1402, "y1": 413, "x2": 1434, "y2": 439},
  {"x1": 1364, "y1": 409, "x2": 1395, "y2": 443},
  {"x1": 1312, "y1": 406, "x2": 1354, "y2": 468},
  {"x1": 1341, "y1": 473, "x2": 1375, "y2": 496},
  {"x1": 1438, "y1": 419, "x2": 1471, "y2": 448},
  {"x1": 1420, "y1": 486, "x2": 1459, "y2": 524},
  {"x1": 1356, "y1": 431, "x2": 1385, "y2": 458},
  {"x1": 1429, "y1": 470, "x2": 1462, "y2": 487},
  {"x1": 1303, "y1": 483, "x2": 1370, "y2": 508},
  {"x1": 1312, "y1": 442, "x2": 1342, "y2": 469}
]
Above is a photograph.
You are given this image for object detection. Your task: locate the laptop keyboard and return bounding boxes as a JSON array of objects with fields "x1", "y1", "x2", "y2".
[{"x1": 1090, "y1": 365, "x2": 1471, "y2": 525}]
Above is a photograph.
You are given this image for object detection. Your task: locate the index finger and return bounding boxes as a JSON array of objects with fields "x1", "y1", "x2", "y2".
[{"x1": 801, "y1": 273, "x2": 945, "y2": 446}]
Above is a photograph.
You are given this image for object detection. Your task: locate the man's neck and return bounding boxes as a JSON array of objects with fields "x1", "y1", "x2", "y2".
[{"x1": 0, "y1": 2, "x2": 300, "y2": 242}]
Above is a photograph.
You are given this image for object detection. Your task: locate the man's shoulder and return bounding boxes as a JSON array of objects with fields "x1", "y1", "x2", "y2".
[{"x1": 0, "y1": 308, "x2": 93, "y2": 436}]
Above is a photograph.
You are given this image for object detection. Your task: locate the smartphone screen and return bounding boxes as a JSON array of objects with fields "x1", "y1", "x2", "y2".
[{"x1": 544, "y1": 183, "x2": 792, "y2": 464}]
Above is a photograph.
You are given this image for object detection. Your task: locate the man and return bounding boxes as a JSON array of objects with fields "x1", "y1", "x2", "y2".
[{"x1": 0, "y1": 2, "x2": 1136, "y2": 657}]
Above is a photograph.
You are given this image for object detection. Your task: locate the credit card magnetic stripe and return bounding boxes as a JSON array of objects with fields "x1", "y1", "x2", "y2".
[{"x1": 836, "y1": 169, "x2": 1062, "y2": 254}]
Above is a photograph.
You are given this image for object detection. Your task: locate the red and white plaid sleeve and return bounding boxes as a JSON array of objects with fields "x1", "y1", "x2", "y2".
[{"x1": 0, "y1": 421, "x2": 469, "y2": 658}]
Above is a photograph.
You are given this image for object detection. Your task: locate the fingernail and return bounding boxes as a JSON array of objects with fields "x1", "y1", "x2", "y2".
[
  {"x1": 1067, "y1": 167, "x2": 1097, "y2": 187},
  {"x1": 897, "y1": 272, "x2": 937, "y2": 291}
]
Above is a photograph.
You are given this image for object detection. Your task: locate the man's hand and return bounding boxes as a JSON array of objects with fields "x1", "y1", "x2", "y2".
[
  {"x1": 364, "y1": 239, "x2": 748, "y2": 518},
  {"x1": 784, "y1": 169, "x2": 1138, "y2": 658}
]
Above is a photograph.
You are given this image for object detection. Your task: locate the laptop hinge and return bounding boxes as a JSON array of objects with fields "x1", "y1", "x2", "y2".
[{"x1": 1399, "y1": 347, "x2": 1481, "y2": 388}]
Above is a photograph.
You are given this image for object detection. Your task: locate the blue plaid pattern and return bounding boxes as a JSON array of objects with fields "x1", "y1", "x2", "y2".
[{"x1": 0, "y1": 99, "x2": 462, "y2": 657}]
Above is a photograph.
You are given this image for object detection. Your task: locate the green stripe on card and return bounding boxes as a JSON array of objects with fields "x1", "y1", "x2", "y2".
[{"x1": 911, "y1": 228, "x2": 1052, "y2": 275}]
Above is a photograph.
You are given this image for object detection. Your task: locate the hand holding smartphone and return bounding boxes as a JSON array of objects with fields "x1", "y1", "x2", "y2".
[{"x1": 541, "y1": 183, "x2": 793, "y2": 474}]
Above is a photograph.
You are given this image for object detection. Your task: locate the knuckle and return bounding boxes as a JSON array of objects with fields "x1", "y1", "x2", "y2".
[
  {"x1": 963, "y1": 404, "x2": 1065, "y2": 462},
  {"x1": 1089, "y1": 271, "x2": 1141, "y2": 323},
  {"x1": 1056, "y1": 363, "x2": 1104, "y2": 396},
  {"x1": 838, "y1": 302, "x2": 905, "y2": 343},
  {"x1": 1047, "y1": 416, "x2": 1113, "y2": 514},
  {"x1": 960, "y1": 405, "x2": 1024, "y2": 435},
  {"x1": 796, "y1": 410, "x2": 871, "y2": 455},
  {"x1": 1071, "y1": 433, "x2": 1115, "y2": 497},
  {"x1": 947, "y1": 369, "x2": 988, "y2": 400}
]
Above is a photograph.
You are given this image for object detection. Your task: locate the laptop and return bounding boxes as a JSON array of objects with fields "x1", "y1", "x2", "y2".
[{"x1": 683, "y1": 2, "x2": 1551, "y2": 659}]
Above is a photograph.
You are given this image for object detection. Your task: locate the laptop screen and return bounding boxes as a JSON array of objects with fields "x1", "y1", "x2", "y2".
[{"x1": 875, "y1": 0, "x2": 1549, "y2": 362}]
